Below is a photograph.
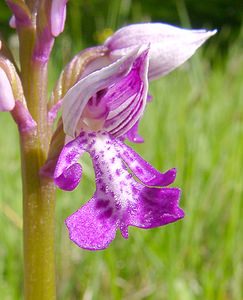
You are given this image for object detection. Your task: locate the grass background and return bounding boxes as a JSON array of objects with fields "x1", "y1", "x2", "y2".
[{"x1": 0, "y1": 1, "x2": 243, "y2": 299}]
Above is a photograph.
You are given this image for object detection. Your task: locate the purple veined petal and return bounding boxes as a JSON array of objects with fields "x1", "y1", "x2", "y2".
[
  {"x1": 115, "y1": 138, "x2": 177, "y2": 186},
  {"x1": 51, "y1": 0, "x2": 68, "y2": 37},
  {"x1": 103, "y1": 48, "x2": 149, "y2": 137},
  {"x1": 120, "y1": 94, "x2": 152, "y2": 143},
  {"x1": 0, "y1": 68, "x2": 15, "y2": 112},
  {"x1": 62, "y1": 47, "x2": 141, "y2": 137},
  {"x1": 106, "y1": 86, "x2": 144, "y2": 137},
  {"x1": 60, "y1": 131, "x2": 184, "y2": 250},
  {"x1": 54, "y1": 135, "x2": 85, "y2": 191},
  {"x1": 105, "y1": 23, "x2": 217, "y2": 80}
]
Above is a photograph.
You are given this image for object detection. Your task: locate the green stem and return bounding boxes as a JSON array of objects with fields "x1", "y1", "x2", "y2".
[
  {"x1": 18, "y1": 26, "x2": 56, "y2": 299},
  {"x1": 21, "y1": 135, "x2": 56, "y2": 300}
]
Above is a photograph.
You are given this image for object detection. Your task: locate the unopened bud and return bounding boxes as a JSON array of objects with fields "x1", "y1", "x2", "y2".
[
  {"x1": 51, "y1": 0, "x2": 68, "y2": 37},
  {"x1": 0, "y1": 67, "x2": 15, "y2": 111}
]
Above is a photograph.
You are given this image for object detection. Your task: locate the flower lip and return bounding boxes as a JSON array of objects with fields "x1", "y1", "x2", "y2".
[{"x1": 55, "y1": 131, "x2": 184, "y2": 250}]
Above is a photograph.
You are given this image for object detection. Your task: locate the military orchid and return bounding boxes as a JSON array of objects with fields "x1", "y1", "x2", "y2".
[{"x1": 52, "y1": 24, "x2": 216, "y2": 250}]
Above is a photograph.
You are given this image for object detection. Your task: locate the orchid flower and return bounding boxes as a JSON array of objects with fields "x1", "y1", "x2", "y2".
[
  {"x1": 55, "y1": 49, "x2": 184, "y2": 250},
  {"x1": 53, "y1": 23, "x2": 216, "y2": 250}
]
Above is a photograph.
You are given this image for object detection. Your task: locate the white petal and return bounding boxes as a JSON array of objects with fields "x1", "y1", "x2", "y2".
[{"x1": 105, "y1": 23, "x2": 217, "y2": 80}]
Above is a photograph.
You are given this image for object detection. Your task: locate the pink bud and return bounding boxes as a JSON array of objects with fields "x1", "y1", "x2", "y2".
[
  {"x1": 0, "y1": 68, "x2": 15, "y2": 111},
  {"x1": 9, "y1": 15, "x2": 16, "y2": 28},
  {"x1": 51, "y1": 0, "x2": 68, "y2": 37}
]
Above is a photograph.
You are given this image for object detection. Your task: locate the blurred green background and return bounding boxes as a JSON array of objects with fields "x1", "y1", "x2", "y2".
[{"x1": 0, "y1": 0, "x2": 243, "y2": 299}]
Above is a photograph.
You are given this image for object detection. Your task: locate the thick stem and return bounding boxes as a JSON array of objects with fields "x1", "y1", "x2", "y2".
[
  {"x1": 18, "y1": 26, "x2": 56, "y2": 299},
  {"x1": 21, "y1": 133, "x2": 56, "y2": 299}
]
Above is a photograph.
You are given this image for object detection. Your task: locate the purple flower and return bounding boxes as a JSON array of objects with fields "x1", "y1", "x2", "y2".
[
  {"x1": 54, "y1": 23, "x2": 216, "y2": 250},
  {"x1": 50, "y1": 0, "x2": 68, "y2": 37},
  {"x1": 54, "y1": 47, "x2": 184, "y2": 250}
]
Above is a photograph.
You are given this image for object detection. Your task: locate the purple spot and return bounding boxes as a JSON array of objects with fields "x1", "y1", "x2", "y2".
[
  {"x1": 80, "y1": 138, "x2": 88, "y2": 144},
  {"x1": 126, "y1": 173, "x2": 132, "y2": 179},
  {"x1": 88, "y1": 132, "x2": 96, "y2": 137},
  {"x1": 96, "y1": 199, "x2": 109, "y2": 208},
  {"x1": 116, "y1": 169, "x2": 121, "y2": 176},
  {"x1": 136, "y1": 166, "x2": 144, "y2": 174},
  {"x1": 100, "y1": 185, "x2": 106, "y2": 192},
  {"x1": 132, "y1": 185, "x2": 139, "y2": 195},
  {"x1": 100, "y1": 207, "x2": 113, "y2": 219},
  {"x1": 66, "y1": 152, "x2": 76, "y2": 164},
  {"x1": 115, "y1": 202, "x2": 122, "y2": 210}
]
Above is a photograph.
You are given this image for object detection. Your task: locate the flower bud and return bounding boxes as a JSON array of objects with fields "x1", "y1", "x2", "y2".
[
  {"x1": 6, "y1": 0, "x2": 32, "y2": 28},
  {"x1": 0, "y1": 67, "x2": 15, "y2": 111},
  {"x1": 0, "y1": 44, "x2": 25, "y2": 110},
  {"x1": 50, "y1": 0, "x2": 68, "y2": 37}
]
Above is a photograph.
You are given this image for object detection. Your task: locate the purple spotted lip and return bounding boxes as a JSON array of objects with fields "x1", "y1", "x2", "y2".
[{"x1": 54, "y1": 131, "x2": 183, "y2": 250}]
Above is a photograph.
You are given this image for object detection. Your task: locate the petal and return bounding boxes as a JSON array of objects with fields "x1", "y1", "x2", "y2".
[
  {"x1": 62, "y1": 47, "x2": 141, "y2": 137},
  {"x1": 65, "y1": 197, "x2": 117, "y2": 250},
  {"x1": 0, "y1": 68, "x2": 15, "y2": 111},
  {"x1": 120, "y1": 94, "x2": 152, "y2": 143},
  {"x1": 103, "y1": 48, "x2": 149, "y2": 137},
  {"x1": 105, "y1": 23, "x2": 217, "y2": 80},
  {"x1": 128, "y1": 186, "x2": 184, "y2": 229},
  {"x1": 54, "y1": 136, "x2": 85, "y2": 191},
  {"x1": 115, "y1": 138, "x2": 177, "y2": 186},
  {"x1": 60, "y1": 131, "x2": 184, "y2": 250}
]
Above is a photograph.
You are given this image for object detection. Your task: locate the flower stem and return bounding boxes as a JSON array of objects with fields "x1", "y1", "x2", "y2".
[
  {"x1": 21, "y1": 136, "x2": 56, "y2": 299},
  {"x1": 18, "y1": 26, "x2": 56, "y2": 299}
]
